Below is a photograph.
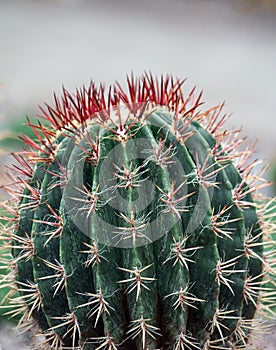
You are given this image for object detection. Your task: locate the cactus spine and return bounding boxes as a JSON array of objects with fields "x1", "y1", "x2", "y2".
[{"x1": 0, "y1": 74, "x2": 275, "y2": 350}]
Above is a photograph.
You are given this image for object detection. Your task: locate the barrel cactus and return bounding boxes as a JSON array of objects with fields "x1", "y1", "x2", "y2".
[{"x1": 0, "y1": 74, "x2": 275, "y2": 350}]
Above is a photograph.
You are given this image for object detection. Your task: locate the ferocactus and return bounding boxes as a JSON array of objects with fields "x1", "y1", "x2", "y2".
[{"x1": 0, "y1": 74, "x2": 275, "y2": 350}]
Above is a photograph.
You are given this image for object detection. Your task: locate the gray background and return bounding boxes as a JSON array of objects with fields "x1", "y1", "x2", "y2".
[{"x1": 0, "y1": 0, "x2": 276, "y2": 160}]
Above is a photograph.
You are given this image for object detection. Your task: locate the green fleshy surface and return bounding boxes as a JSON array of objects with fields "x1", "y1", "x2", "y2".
[{"x1": 5, "y1": 110, "x2": 270, "y2": 349}]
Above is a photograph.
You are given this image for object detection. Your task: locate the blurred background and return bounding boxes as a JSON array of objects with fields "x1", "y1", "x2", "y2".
[
  {"x1": 0, "y1": 0, "x2": 275, "y2": 348},
  {"x1": 1, "y1": 0, "x2": 276, "y2": 176}
]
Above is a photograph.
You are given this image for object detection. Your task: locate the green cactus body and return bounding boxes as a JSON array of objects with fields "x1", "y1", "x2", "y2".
[
  {"x1": 12, "y1": 166, "x2": 50, "y2": 331},
  {"x1": 0, "y1": 74, "x2": 275, "y2": 350}
]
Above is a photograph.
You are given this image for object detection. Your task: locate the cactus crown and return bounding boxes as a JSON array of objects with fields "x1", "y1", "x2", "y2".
[{"x1": 0, "y1": 74, "x2": 275, "y2": 350}]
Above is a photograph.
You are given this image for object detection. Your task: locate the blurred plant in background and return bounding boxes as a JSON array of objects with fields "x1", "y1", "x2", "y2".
[{"x1": 0, "y1": 118, "x2": 36, "y2": 151}]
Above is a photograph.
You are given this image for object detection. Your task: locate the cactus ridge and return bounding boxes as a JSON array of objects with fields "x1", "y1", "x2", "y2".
[{"x1": 0, "y1": 74, "x2": 275, "y2": 350}]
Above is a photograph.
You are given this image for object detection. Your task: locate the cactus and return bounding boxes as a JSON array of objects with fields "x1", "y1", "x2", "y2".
[{"x1": 0, "y1": 74, "x2": 275, "y2": 350}]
